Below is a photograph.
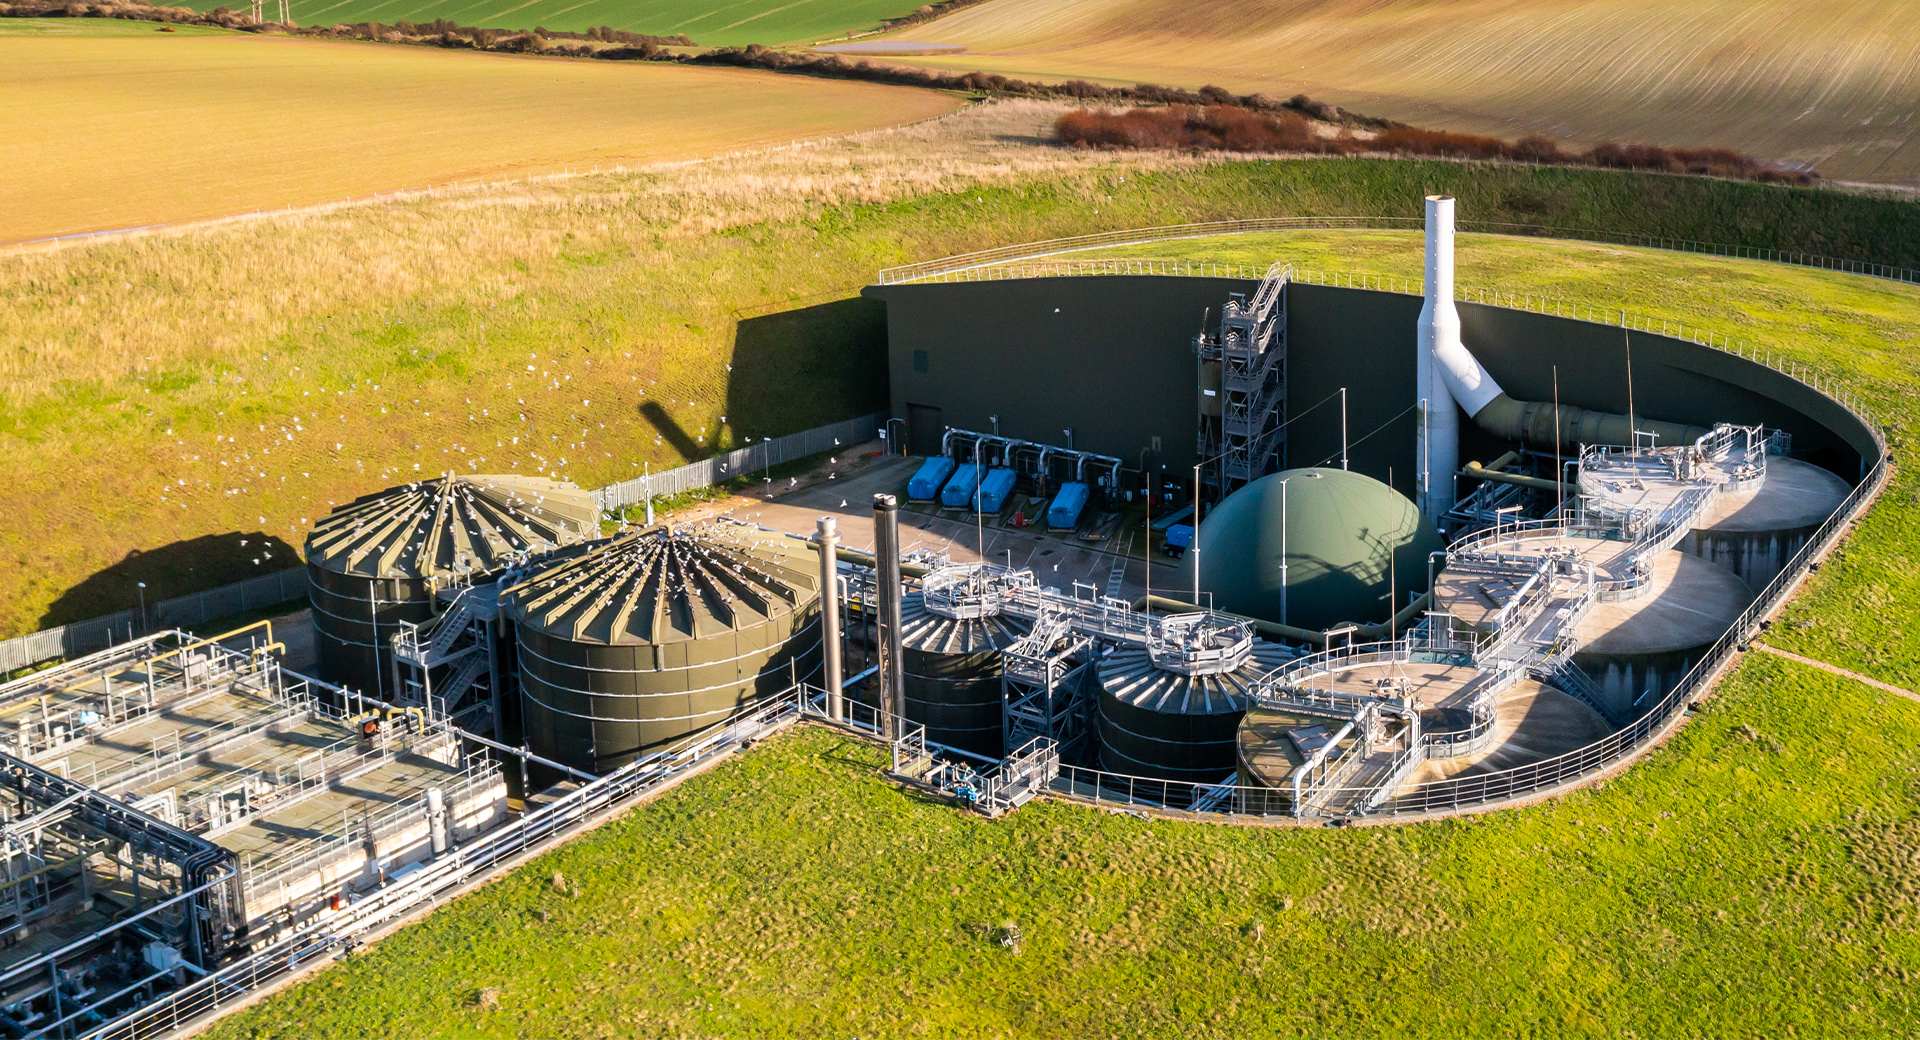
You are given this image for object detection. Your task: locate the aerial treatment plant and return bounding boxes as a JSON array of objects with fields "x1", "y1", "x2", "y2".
[{"x1": 0, "y1": 198, "x2": 1885, "y2": 1037}]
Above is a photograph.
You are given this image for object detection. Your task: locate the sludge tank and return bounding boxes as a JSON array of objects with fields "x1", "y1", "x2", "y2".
[
  {"x1": 304, "y1": 474, "x2": 599, "y2": 696},
  {"x1": 501, "y1": 524, "x2": 821, "y2": 775}
]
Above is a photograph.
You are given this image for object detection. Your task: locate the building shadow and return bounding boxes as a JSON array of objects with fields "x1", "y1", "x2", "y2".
[{"x1": 40, "y1": 531, "x2": 301, "y2": 629}]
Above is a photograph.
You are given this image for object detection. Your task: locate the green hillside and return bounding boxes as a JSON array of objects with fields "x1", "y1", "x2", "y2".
[{"x1": 262, "y1": 0, "x2": 925, "y2": 42}]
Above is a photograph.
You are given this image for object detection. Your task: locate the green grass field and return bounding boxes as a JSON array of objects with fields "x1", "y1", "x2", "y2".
[
  {"x1": 5, "y1": 141, "x2": 1920, "y2": 643},
  {"x1": 208, "y1": 662, "x2": 1920, "y2": 1038},
  {"x1": 879, "y1": 0, "x2": 1920, "y2": 187},
  {"x1": 0, "y1": 30, "x2": 957, "y2": 242},
  {"x1": 185, "y1": 0, "x2": 927, "y2": 43}
]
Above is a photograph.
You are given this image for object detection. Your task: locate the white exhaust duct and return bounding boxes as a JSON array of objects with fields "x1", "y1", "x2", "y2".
[
  {"x1": 1416, "y1": 196, "x2": 1707, "y2": 520},
  {"x1": 1417, "y1": 196, "x2": 1466, "y2": 519}
]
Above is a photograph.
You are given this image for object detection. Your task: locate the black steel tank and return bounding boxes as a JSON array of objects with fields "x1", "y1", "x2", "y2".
[
  {"x1": 897, "y1": 591, "x2": 1028, "y2": 759},
  {"x1": 502, "y1": 524, "x2": 821, "y2": 775},
  {"x1": 1094, "y1": 637, "x2": 1294, "y2": 786},
  {"x1": 303, "y1": 475, "x2": 598, "y2": 696}
]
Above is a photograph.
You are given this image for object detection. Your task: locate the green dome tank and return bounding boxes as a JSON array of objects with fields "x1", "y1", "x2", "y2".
[{"x1": 1197, "y1": 467, "x2": 1442, "y2": 632}]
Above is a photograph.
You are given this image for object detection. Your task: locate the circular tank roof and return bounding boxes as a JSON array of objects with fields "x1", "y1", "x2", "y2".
[
  {"x1": 305, "y1": 474, "x2": 599, "y2": 582},
  {"x1": 501, "y1": 524, "x2": 818, "y2": 645},
  {"x1": 1197, "y1": 467, "x2": 1442, "y2": 631}
]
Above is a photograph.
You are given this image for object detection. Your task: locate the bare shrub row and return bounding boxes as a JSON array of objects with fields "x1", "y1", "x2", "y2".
[{"x1": 1056, "y1": 105, "x2": 1816, "y2": 185}]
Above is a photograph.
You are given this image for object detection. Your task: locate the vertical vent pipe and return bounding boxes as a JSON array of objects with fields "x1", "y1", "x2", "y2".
[
  {"x1": 816, "y1": 516, "x2": 844, "y2": 721},
  {"x1": 1417, "y1": 195, "x2": 1464, "y2": 520},
  {"x1": 872, "y1": 495, "x2": 906, "y2": 740}
]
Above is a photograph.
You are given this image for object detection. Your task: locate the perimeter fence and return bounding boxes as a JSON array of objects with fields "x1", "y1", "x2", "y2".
[{"x1": 875, "y1": 216, "x2": 1920, "y2": 287}]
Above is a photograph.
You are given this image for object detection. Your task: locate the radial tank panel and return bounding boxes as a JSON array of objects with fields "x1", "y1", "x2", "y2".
[
  {"x1": 898, "y1": 592, "x2": 1028, "y2": 758},
  {"x1": 1095, "y1": 641, "x2": 1294, "y2": 785},
  {"x1": 304, "y1": 475, "x2": 599, "y2": 696},
  {"x1": 503, "y1": 525, "x2": 821, "y2": 775}
]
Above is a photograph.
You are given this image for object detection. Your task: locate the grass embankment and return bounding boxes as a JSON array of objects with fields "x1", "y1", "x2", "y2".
[
  {"x1": 5, "y1": 111, "x2": 1919, "y2": 645},
  {"x1": 178, "y1": 0, "x2": 929, "y2": 45},
  {"x1": 210, "y1": 663, "x2": 1920, "y2": 1039},
  {"x1": 0, "y1": 30, "x2": 959, "y2": 242},
  {"x1": 878, "y1": 0, "x2": 1920, "y2": 186}
]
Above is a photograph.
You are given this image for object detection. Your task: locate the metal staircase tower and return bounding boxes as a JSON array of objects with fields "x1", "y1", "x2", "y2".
[
  {"x1": 1196, "y1": 262, "x2": 1291, "y2": 500},
  {"x1": 392, "y1": 583, "x2": 502, "y2": 734}
]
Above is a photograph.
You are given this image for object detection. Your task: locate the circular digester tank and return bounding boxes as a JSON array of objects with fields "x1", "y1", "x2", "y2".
[
  {"x1": 1094, "y1": 616, "x2": 1295, "y2": 786},
  {"x1": 897, "y1": 586, "x2": 1029, "y2": 760},
  {"x1": 1196, "y1": 468, "x2": 1443, "y2": 632},
  {"x1": 501, "y1": 524, "x2": 821, "y2": 775},
  {"x1": 1683, "y1": 456, "x2": 1850, "y2": 587},
  {"x1": 304, "y1": 475, "x2": 599, "y2": 696}
]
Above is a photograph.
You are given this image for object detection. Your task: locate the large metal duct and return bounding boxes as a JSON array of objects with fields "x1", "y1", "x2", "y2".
[
  {"x1": 1419, "y1": 197, "x2": 1709, "y2": 519},
  {"x1": 501, "y1": 524, "x2": 821, "y2": 776},
  {"x1": 304, "y1": 475, "x2": 599, "y2": 696}
]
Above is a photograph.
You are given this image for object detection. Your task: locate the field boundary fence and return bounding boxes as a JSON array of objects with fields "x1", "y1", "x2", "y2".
[
  {"x1": 875, "y1": 216, "x2": 1920, "y2": 287},
  {"x1": 0, "y1": 568, "x2": 310, "y2": 674},
  {"x1": 0, "y1": 413, "x2": 886, "y2": 674},
  {"x1": 592, "y1": 411, "x2": 885, "y2": 510}
]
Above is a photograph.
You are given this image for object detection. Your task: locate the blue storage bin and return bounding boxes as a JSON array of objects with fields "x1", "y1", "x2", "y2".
[
  {"x1": 939, "y1": 464, "x2": 981, "y2": 509},
  {"x1": 975, "y1": 468, "x2": 1017, "y2": 514},
  {"x1": 908, "y1": 456, "x2": 957, "y2": 501},
  {"x1": 1048, "y1": 482, "x2": 1091, "y2": 530}
]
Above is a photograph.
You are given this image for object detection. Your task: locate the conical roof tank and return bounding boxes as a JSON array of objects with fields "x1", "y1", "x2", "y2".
[
  {"x1": 1095, "y1": 636, "x2": 1295, "y2": 786},
  {"x1": 501, "y1": 524, "x2": 821, "y2": 776},
  {"x1": 304, "y1": 474, "x2": 600, "y2": 695},
  {"x1": 1197, "y1": 468, "x2": 1442, "y2": 632},
  {"x1": 897, "y1": 590, "x2": 1029, "y2": 759}
]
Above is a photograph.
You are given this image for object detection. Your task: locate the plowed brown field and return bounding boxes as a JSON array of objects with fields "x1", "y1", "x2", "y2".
[{"x1": 875, "y1": 0, "x2": 1920, "y2": 186}]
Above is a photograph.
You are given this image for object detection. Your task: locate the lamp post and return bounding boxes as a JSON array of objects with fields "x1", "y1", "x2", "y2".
[
  {"x1": 1138, "y1": 446, "x2": 1154, "y2": 607},
  {"x1": 1189, "y1": 445, "x2": 1242, "y2": 603},
  {"x1": 136, "y1": 582, "x2": 147, "y2": 636},
  {"x1": 1276, "y1": 471, "x2": 1323, "y2": 627}
]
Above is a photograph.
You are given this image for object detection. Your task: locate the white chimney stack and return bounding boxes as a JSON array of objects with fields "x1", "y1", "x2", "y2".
[{"x1": 1417, "y1": 195, "x2": 1463, "y2": 521}]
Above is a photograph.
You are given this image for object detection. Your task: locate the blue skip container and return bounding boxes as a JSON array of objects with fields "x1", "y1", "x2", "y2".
[
  {"x1": 939, "y1": 464, "x2": 982, "y2": 509},
  {"x1": 975, "y1": 468, "x2": 1017, "y2": 514},
  {"x1": 1048, "y1": 482, "x2": 1090, "y2": 530},
  {"x1": 908, "y1": 456, "x2": 957, "y2": 501}
]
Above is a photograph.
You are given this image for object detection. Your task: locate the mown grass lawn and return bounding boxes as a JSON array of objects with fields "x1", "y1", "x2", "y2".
[{"x1": 209, "y1": 649, "x2": 1920, "y2": 1039}]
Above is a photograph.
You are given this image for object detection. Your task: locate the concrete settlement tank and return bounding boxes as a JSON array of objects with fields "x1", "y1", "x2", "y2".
[
  {"x1": 1682, "y1": 456, "x2": 1850, "y2": 587},
  {"x1": 1197, "y1": 468, "x2": 1443, "y2": 632},
  {"x1": 501, "y1": 524, "x2": 821, "y2": 775},
  {"x1": 304, "y1": 475, "x2": 598, "y2": 695}
]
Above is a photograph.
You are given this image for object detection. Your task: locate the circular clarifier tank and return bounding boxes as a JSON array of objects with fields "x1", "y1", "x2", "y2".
[
  {"x1": 1434, "y1": 532, "x2": 1752, "y2": 721},
  {"x1": 897, "y1": 591, "x2": 1029, "y2": 759},
  {"x1": 503, "y1": 524, "x2": 821, "y2": 776},
  {"x1": 1682, "y1": 456, "x2": 1850, "y2": 587}
]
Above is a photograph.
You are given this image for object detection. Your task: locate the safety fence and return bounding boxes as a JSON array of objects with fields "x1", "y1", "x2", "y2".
[
  {"x1": 0, "y1": 568, "x2": 310, "y2": 675},
  {"x1": 593, "y1": 411, "x2": 885, "y2": 510},
  {"x1": 875, "y1": 216, "x2": 1920, "y2": 287}
]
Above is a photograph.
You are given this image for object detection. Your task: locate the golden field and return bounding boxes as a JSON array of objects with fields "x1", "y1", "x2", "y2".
[
  {"x1": 0, "y1": 25, "x2": 960, "y2": 242},
  {"x1": 877, "y1": 0, "x2": 1920, "y2": 186}
]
